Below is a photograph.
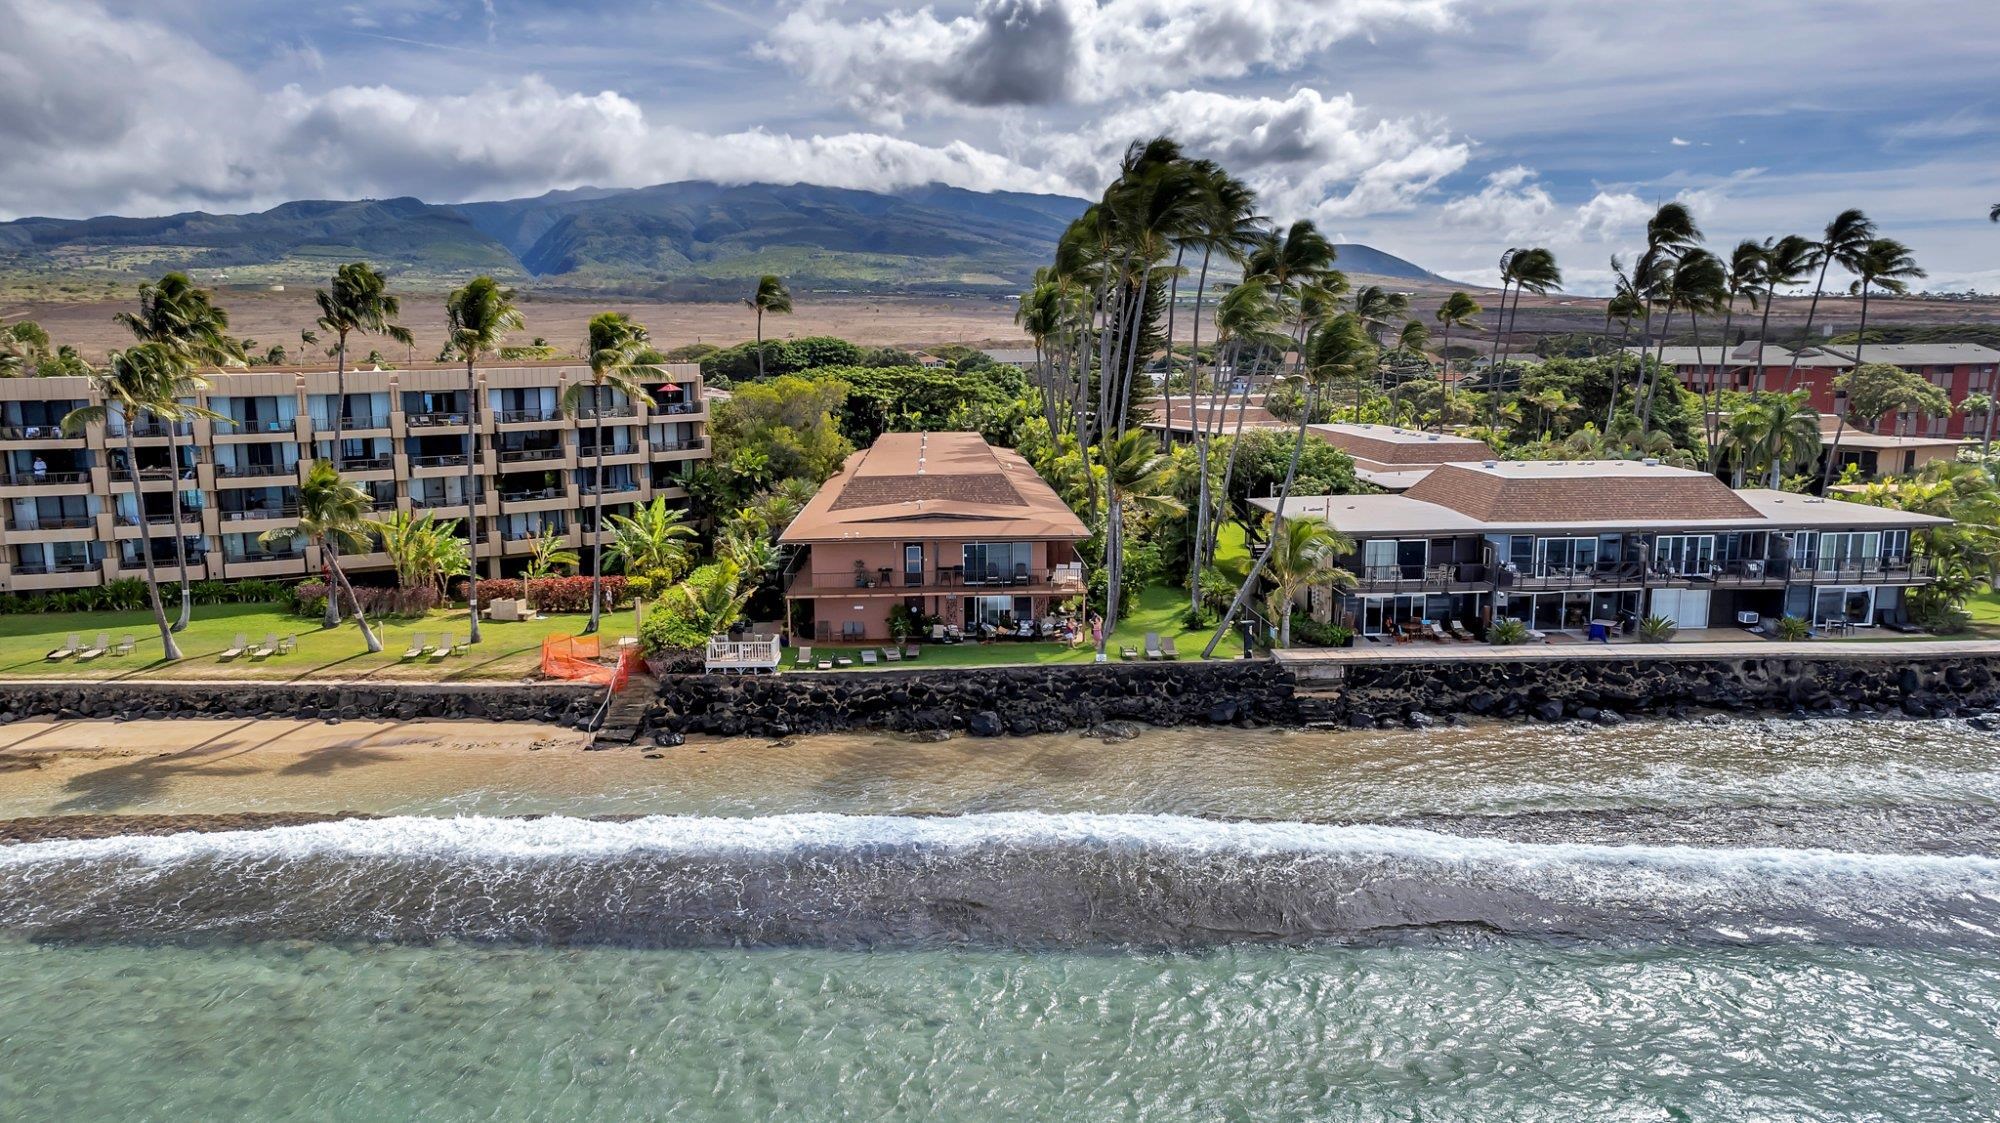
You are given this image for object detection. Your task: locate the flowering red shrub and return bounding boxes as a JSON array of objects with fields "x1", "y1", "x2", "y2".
[{"x1": 472, "y1": 576, "x2": 631, "y2": 613}]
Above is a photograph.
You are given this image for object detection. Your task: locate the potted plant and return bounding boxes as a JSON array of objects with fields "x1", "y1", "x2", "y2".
[{"x1": 1636, "y1": 614, "x2": 1678, "y2": 643}]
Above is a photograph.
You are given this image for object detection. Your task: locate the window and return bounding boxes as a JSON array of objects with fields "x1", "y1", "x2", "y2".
[
  {"x1": 1812, "y1": 586, "x2": 1875, "y2": 626},
  {"x1": 1652, "y1": 535, "x2": 1715, "y2": 575},
  {"x1": 962, "y1": 542, "x2": 1031, "y2": 584},
  {"x1": 1534, "y1": 536, "x2": 1598, "y2": 576},
  {"x1": 904, "y1": 544, "x2": 924, "y2": 585}
]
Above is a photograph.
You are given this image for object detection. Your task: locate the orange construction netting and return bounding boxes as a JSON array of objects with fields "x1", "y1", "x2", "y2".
[{"x1": 540, "y1": 634, "x2": 638, "y2": 687}]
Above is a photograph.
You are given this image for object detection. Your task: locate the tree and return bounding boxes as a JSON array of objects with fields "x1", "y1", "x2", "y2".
[
  {"x1": 315, "y1": 262, "x2": 413, "y2": 451},
  {"x1": 523, "y1": 526, "x2": 580, "y2": 614},
  {"x1": 1731, "y1": 392, "x2": 1821, "y2": 488},
  {"x1": 1835, "y1": 362, "x2": 1951, "y2": 441},
  {"x1": 604, "y1": 497, "x2": 698, "y2": 584},
  {"x1": 62, "y1": 345, "x2": 224, "y2": 661},
  {"x1": 1702, "y1": 240, "x2": 1767, "y2": 464},
  {"x1": 1493, "y1": 247, "x2": 1561, "y2": 412},
  {"x1": 1431, "y1": 292, "x2": 1482, "y2": 432},
  {"x1": 1751, "y1": 235, "x2": 1816, "y2": 392},
  {"x1": 1261, "y1": 516, "x2": 1356, "y2": 647},
  {"x1": 639, "y1": 561, "x2": 754, "y2": 655},
  {"x1": 708, "y1": 375, "x2": 855, "y2": 510},
  {"x1": 1631, "y1": 204, "x2": 1704, "y2": 427},
  {"x1": 1092, "y1": 427, "x2": 1184, "y2": 659},
  {"x1": 369, "y1": 509, "x2": 468, "y2": 594},
  {"x1": 1823, "y1": 239, "x2": 1925, "y2": 485},
  {"x1": 443, "y1": 276, "x2": 524, "y2": 644},
  {"x1": 113, "y1": 272, "x2": 245, "y2": 631},
  {"x1": 744, "y1": 275, "x2": 793, "y2": 378},
  {"x1": 1782, "y1": 209, "x2": 1876, "y2": 391},
  {"x1": 263, "y1": 460, "x2": 382, "y2": 652},
  {"x1": 564, "y1": 311, "x2": 659, "y2": 635},
  {"x1": 1656, "y1": 248, "x2": 1726, "y2": 441}
]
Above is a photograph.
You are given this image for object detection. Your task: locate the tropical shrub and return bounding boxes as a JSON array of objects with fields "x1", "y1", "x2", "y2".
[
  {"x1": 292, "y1": 581, "x2": 440, "y2": 619},
  {"x1": 1287, "y1": 611, "x2": 1352, "y2": 647},
  {"x1": 639, "y1": 563, "x2": 751, "y2": 655},
  {"x1": 472, "y1": 576, "x2": 631, "y2": 613},
  {"x1": 1487, "y1": 617, "x2": 1530, "y2": 645},
  {"x1": 1774, "y1": 615, "x2": 1811, "y2": 641},
  {"x1": 1636, "y1": 614, "x2": 1678, "y2": 643}
]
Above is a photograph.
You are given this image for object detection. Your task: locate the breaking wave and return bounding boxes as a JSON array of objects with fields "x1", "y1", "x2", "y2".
[{"x1": 4, "y1": 812, "x2": 1998, "y2": 949}]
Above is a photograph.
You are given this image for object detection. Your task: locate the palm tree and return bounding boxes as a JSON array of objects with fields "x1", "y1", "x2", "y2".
[
  {"x1": 744, "y1": 275, "x2": 792, "y2": 378},
  {"x1": 62, "y1": 345, "x2": 223, "y2": 661},
  {"x1": 443, "y1": 276, "x2": 523, "y2": 644},
  {"x1": 1990, "y1": 204, "x2": 2000, "y2": 223},
  {"x1": 1737, "y1": 392, "x2": 1821, "y2": 488},
  {"x1": 316, "y1": 262, "x2": 413, "y2": 450},
  {"x1": 1601, "y1": 256, "x2": 1643, "y2": 432},
  {"x1": 563, "y1": 311, "x2": 659, "y2": 635},
  {"x1": 1260, "y1": 516, "x2": 1356, "y2": 647},
  {"x1": 264, "y1": 460, "x2": 382, "y2": 652},
  {"x1": 1782, "y1": 209, "x2": 1875, "y2": 390},
  {"x1": 1703, "y1": 240, "x2": 1767, "y2": 463},
  {"x1": 1493, "y1": 248, "x2": 1561, "y2": 413},
  {"x1": 1655, "y1": 248, "x2": 1726, "y2": 441},
  {"x1": 1093, "y1": 427, "x2": 1184, "y2": 659},
  {"x1": 1751, "y1": 235, "x2": 1815, "y2": 393},
  {"x1": 1824, "y1": 238, "x2": 1926, "y2": 487},
  {"x1": 523, "y1": 525, "x2": 579, "y2": 615},
  {"x1": 1206, "y1": 278, "x2": 1288, "y2": 566},
  {"x1": 369, "y1": 509, "x2": 468, "y2": 595},
  {"x1": 1431, "y1": 292, "x2": 1482, "y2": 432},
  {"x1": 605, "y1": 496, "x2": 699, "y2": 583},
  {"x1": 1205, "y1": 313, "x2": 1373, "y2": 656},
  {"x1": 1524, "y1": 387, "x2": 1579, "y2": 439},
  {"x1": 113, "y1": 271, "x2": 245, "y2": 631},
  {"x1": 1632, "y1": 204, "x2": 1704, "y2": 426},
  {"x1": 1350, "y1": 284, "x2": 1410, "y2": 416}
]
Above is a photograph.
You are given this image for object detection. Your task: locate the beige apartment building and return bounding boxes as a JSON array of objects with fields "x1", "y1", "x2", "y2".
[{"x1": 0, "y1": 360, "x2": 708, "y2": 592}]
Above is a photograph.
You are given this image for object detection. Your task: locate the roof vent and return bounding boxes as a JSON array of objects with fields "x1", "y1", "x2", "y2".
[
  {"x1": 1426, "y1": 434, "x2": 1440, "y2": 441},
  {"x1": 1642, "y1": 457, "x2": 1660, "y2": 466},
  {"x1": 1481, "y1": 459, "x2": 1498, "y2": 468}
]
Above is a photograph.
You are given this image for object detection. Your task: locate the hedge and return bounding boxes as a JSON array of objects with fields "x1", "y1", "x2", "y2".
[{"x1": 473, "y1": 576, "x2": 632, "y2": 613}]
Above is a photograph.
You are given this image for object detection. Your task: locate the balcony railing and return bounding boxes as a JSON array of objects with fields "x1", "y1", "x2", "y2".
[
  {"x1": 337, "y1": 455, "x2": 394, "y2": 472},
  {"x1": 0, "y1": 471, "x2": 86, "y2": 487},
  {"x1": 223, "y1": 419, "x2": 298, "y2": 435},
  {"x1": 223, "y1": 549, "x2": 304, "y2": 564},
  {"x1": 495, "y1": 408, "x2": 560, "y2": 424},
  {"x1": 116, "y1": 511, "x2": 197, "y2": 527},
  {"x1": 808, "y1": 565, "x2": 1085, "y2": 593},
  {"x1": 315, "y1": 413, "x2": 390, "y2": 431},
  {"x1": 503, "y1": 526, "x2": 563, "y2": 541},
  {"x1": 500, "y1": 486, "x2": 563, "y2": 503},
  {"x1": 656, "y1": 401, "x2": 701, "y2": 416},
  {"x1": 220, "y1": 506, "x2": 301, "y2": 522},
  {"x1": 109, "y1": 466, "x2": 192, "y2": 483},
  {"x1": 411, "y1": 493, "x2": 478, "y2": 510},
  {"x1": 215, "y1": 462, "x2": 297, "y2": 479},
  {"x1": 498, "y1": 446, "x2": 564, "y2": 464},
  {"x1": 14, "y1": 560, "x2": 99, "y2": 575},
  {"x1": 406, "y1": 411, "x2": 469, "y2": 427},
  {"x1": 650, "y1": 437, "x2": 707, "y2": 453},
  {"x1": 13, "y1": 515, "x2": 96, "y2": 531},
  {"x1": 577, "y1": 480, "x2": 641, "y2": 496},
  {"x1": 0, "y1": 425, "x2": 73, "y2": 441},
  {"x1": 109, "y1": 421, "x2": 175, "y2": 438},
  {"x1": 575, "y1": 404, "x2": 638, "y2": 419},
  {"x1": 411, "y1": 453, "x2": 470, "y2": 469}
]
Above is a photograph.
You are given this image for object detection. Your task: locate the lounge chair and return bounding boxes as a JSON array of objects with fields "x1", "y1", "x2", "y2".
[
  {"x1": 794, "y1": 645, "x2": 812, "y2": 669},
  {"x1": 1119, "y1": 643, "x2": 1140, "y2": 661},
  {"x1": 402, "y1": 633, "x2": 430, "y2": 660},
  {"x1": 944, "y1": 624, "x2": 963, "y2": 644},
  {"x1": 278, "y1": 635, "x2": 297, "y2": 655},
  {"x1": 903, "y1": 644, "x2": 920, "y2": 660},
  {"x1": 250, "y1": 633, "x2": 279, "y2": 659},
  {"x1": 860, "y1": 649, "x2": 879, "y2": 666},
  {"x1": 219, "y1": 633, "x2": 249, "y2": 660},
  {"x1": 1144, "y1": 632, "x2": 1164, "y2": 660},
  {"x1": 883, "y1": 647, "x2": 901, "y2": 662},
  {"x1": 112, "y1": 635, "x2": 135, "y2": 657},
  {"x1": 816, "y1": 657, "x2": 833, "y2": 670},
  {"x1": 1527, "y1": 628, "x2": 1549, "y2": 644},
  {"x1": 45, "y1": 634, "x2": 81, "y2": 661},
  {"x1": 432, "y1": 632, "x2": 455, "y2": 659},
  {"x1": 835, "y1": 653, "x2": 853, "y2": 667},
  {"x1": 77, "y1": 633, "x2": 110, "y2": 661},
  {"x1": 930, "y1": 623, "x2": 947, "y2": 643},
  {"x1": 1425, "y1": 622, "x2": 1451, "y2": 643},
  {"x1": 1161, "y1": 636, "x2": 1180, "y2": 660},
  {"x1": 1448, "y1": 621, "x2": 1476, "y2": 642}
]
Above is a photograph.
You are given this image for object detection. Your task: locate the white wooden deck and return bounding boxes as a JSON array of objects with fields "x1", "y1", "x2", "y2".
[{"x1": 704, "y1": 636, "x2": 782, "y2": 673}]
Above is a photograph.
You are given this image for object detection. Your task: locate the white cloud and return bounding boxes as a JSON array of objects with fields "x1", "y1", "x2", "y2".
[
  {"x1": 760, "y1": 0, "x2": 1460, "y2": 125},
  {"x1": 1041, "y1": 87, "x2": 1467, "y2": 222},
  {"x1": 1669, "y1": 136, "x2": 1692, "y2": 146},
  {"x1": 0, "y1": 0, "x2": 1074, "y2": 218}
]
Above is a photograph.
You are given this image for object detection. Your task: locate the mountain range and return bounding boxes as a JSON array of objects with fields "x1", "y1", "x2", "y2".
[{"x1": 0, "y1": 182, "x2": 1448, "y2": 296}]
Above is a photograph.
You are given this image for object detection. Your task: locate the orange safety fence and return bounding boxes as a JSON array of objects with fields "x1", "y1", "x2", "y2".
[{"x1": 539, "y1": 635, "x2": 642, "y2": 689}]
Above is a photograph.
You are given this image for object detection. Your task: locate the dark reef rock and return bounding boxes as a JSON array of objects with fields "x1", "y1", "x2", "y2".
[{"x1": 0, "y1": 683, "x2": 596, "y2": 727}]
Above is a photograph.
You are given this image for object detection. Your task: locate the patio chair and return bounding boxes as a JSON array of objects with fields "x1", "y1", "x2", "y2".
[
  {"x1": 402, "y1": 633, "x2": 430, "y2": 660},
  {"x1": 1144, "y1": 632, "x2": 1164, "y2": 660},
  {"x1": 112, "y1": 635, "x2": 136, "y2": 657},
  {"x1": 77, "y1": 633, "x2": 110, "y2": 661},
  {"x1": 1119, "y1": 642, "x2": 1140, "y2": 661},
  {"x1": 432, "y1": 633, "x2": 455, "y2": 660},
  {"x1": 1448, "y1": 621, "x2": 1476, "y2": 642},
  {"x1": 794, "y1": 645, "x2": 812, "y2": 669},
  {"x1": 219, "y1": 633, "x2": 249, "y2": 660},
  {"x1": 279, "y1": 635, "x2": 298, "y2": 655},
  {"x1": 1425, "y1": 621, "x2": 1451, "y2": 643},
  {"x1": 861, "y1": 649, "x2": 879, "y2": 666},
  {"x1": 816, "y1": 656, "x2": 833, "y2": 670},
  {"x1": 1161, "y1": 636, "x2": 1180, "y2": 660},
  {"x1": 944, "y1": 624, "x2": 964, "y2": 644},
  {"x1": 247, "y1": 635, "x2": 273, "y2": 659},
  {"x1": 1526, "y1": 628, "x2": 1549, "y2": 644},
  {"x1": 903, "y1": 644, "x2": 921, "y2": 660},
  {"x1": 45, "y1": 634, "x2": 81, "y2": 661},
  {"x1": 930, "y1": 623, "x2": 947, "y2": 643},
  {"x1": 884, "y1": 647, "x2": 901, "y2": 662},
  {"x1": 835, "y1": 653, "x2": 853, "y2": 667}
]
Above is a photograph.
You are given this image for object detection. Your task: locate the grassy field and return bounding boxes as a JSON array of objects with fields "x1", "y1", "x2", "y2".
[
  {"x1": 0, "y1": 604, "x2": 631, "y2": 682},
  {"x1": 1966, "y1": 588, "x2": 2000, "y2": 635}
]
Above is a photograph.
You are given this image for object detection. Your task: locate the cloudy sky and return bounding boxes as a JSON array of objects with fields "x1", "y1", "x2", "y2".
[{"x1": 3, "y1": 0, "x2": 1997, "y2": 291}]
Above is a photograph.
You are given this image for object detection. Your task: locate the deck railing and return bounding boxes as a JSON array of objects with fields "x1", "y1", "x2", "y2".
[{"x1": 705, "y1": 635, "x2": 781, "y2": 673}]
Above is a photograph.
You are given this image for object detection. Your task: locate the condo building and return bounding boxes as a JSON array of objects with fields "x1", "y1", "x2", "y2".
[
  {"x1": 1261, "y1": 458, "x2": 1947, "y2": 638},
  {"x1": 0, "y1": 360, "x2": 708, "y2": 592},
  {"x1": 1643, "y1": 340, "x2": 2000, "y2": 439}
]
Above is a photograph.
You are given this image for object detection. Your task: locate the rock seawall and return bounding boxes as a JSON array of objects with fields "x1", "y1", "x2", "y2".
[
  {"x1": 0, "y1": 682, "x2": 599, "y2": 726},
  {"x1": 1303, "y1": 652, "x2": 2000, "y2": 726},
  {"x1": 648, "y1": 661, "x2": 1296, "y2": 738}
]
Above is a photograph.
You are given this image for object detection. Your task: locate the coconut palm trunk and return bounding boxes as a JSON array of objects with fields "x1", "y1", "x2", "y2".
[
  {"x1": 462, "y1": 357, "x2": 483, "y2": 644},
  {"x1": 321, "y1": 535, "x2": 381, "y2": 652},
  {"x1": 1821, "y1": 281, "x2": 1876, "y2": 490},
  {"x1": 585, "y1": 384, "x2": 608, "y2": 636},
  {"x1": 164, "y1": 413, "x2": 194, "y2": 631},
  {"x1": 1204, "y1": 383, "x2": 1318, "y2": 657},
  {"x1": 1782, "y1": 257, "x2": 1834, "y2": 392},
  {"x1": 122, "y1": 422, "x2": 181, "y2": 661},
  {"x1": 1436, "y1": 320, "x2": 1454, "y2": 432}
]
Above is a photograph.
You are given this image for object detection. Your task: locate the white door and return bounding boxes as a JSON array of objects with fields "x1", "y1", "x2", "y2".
[{"x1": 1649, "y1": 589, "x2": 1710, "y2": 628}]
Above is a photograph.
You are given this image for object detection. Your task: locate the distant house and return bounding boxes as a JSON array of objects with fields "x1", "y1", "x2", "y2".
[
  {"x1": 778, "y1": 432, "x2": 1088, "y2": 641},
  {"x1": 1260, "y1": 458, "x2": 1946, "y2": 637},
  {"x1": 1141, "y1": 395, "x2": 1286, "y2": 444},
  {"x1": 1306, "y1": 423, "x2": 1497, "y2": 490},
  {"x1": 982, "y1": 348, "x2": 1041, "y2": 370},
  {"x1": 913, "y1": 353, "x2": 947, "y2": 369}
]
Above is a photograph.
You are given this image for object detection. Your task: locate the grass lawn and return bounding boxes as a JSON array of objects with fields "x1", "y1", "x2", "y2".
[
  {"x1": 791, "y1": 582, "x2": 1249, "y2": 670},
  {"x1": 1966, "y1": 587, "x2": 2000, "y2": 636},
  {"x1": 0, "y1": 603, "x2": 630, "y2": 682}
]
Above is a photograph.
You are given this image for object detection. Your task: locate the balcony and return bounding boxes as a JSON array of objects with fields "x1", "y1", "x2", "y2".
[
  {"x1": 497, "y1": 446, "x2": 564, "y2": 465},
  {"x1": 654, "y1": 401, "x2": 702, "y2": 417},
  {"x1": 789, "y1": 564, "x2": 1086, "y2": 599},
  {"x1": 649, "y1": 437, "x2": 707, "y2": 454},
  {"x1": 406, "y1": 411, "x2": 469, "y2": 428},
  {"x1": 109, "y1": 466, "x2": 194, "y2": 484},
  {"x1": 218, "y1": 506, "x2": 302, "y2": 524},
  {"x1": 411, "y1": 493, "x2": 478, "y2": 511},
  {"x1": 12, "y1": 515, "x2": 95, "y2": 531},
  {"x1": 317, "y1": 413, "x2": 390, "y2": 432},
  {"x1": 215, "y1": 462, "x2": 297, "y2": 480},
  {"x1": 336, "y1": 455, "x2": 395, "y2": 473},
  {"x1": 222, "y1": 547, "x2": 305, "y2": 564},
  {"x1": 495, "y1": 407, "x2": 561, "y2": 425},
  {"x1": 411, "y1": 453, "x2": 470, "y2": 469},
  {"x1": 499, "y1": 485, "x2": 564, "y2": 503},
  {"x1": 574, "y1": 403, "x2": 638, "y2": 420},
  {"x1": 13, "y1": 560, "x2": 99, "y2": 575},
  {"x1": 0, "y1": 471, "x2": 87, "y2": 487},
  {"x1": 116, "y1": 510, "x2": 199, "y2": 528},
  {"x1": 577, "y1": 480, "x2": 642, "y2": 496},
  {"x1": 0, "y1": 425, "x2": 76, "y2": 442}
]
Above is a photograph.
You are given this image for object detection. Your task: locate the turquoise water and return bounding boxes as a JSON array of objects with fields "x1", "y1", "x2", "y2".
[
  {"x1": 4, "y1": 716, "x2": 2000, "y2": 1119},
  {"x1": 4, "y1": 940, "x2": 1998, "y2": 1121}
]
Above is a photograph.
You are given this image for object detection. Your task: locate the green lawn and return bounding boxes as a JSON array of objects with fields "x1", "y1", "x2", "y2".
[
  {"x1": 793, "y1": 583, "x2": 1245, "y2": 670},
  {"x1": 1967, "y1": 587, "x2": 2000, "y2": 634},
  {"x1": 0, "y1": 604, "x2": 626, "y2": 682}
]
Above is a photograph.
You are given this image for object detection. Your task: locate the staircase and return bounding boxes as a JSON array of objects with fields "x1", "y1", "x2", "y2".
[
  {"x1": 589, "y1": 673, "x2": 655, "y2": 747},
  {"x1": 1289, "y1": 662, "x2": 1346, "y2": 729}
]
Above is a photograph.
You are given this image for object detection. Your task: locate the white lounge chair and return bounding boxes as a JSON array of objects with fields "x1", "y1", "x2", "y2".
[
  {"x1": 77, "y1": 633, "x2": 110, "y2": 661},
  {"x1": 112, "y1": 635, "x2": 136, "y2": 657},
  {"x1": 278, "y1": 635, "x2": 298, "y2": 655},
  {"x1": 401, "y1": 633, "x2": 430, "y2": 660},
  {"x1": 794, "y1": 645, "x2": 813, "y2": 669},
  {"x1": 860, "y1": 649, "x2": 879, "y2": 666},
  {"x1": 431, "y1": 633, "x2": 455, "y2": 659},
  {"x1": 883, "y1": 647, "x2": 901, "y2": 662},
  {"x1": 45, "y1": 634, "x2": 81, "y2": 661},
  {"x1": 903, "y1": 644, "x2": 920, "y2": 661},
  {"x1": 1143, "y1": 632, "x2": 1164, "y2": 660},
  {"x1": 1161, "y1": 636, "x2": 1180, "y2": 660},
  {"x1": 219, "y1": 633, "x2": 249, "y2": 660},
  {"x1": 249, "y1": 634, "x2": 278, "y2": 659}
]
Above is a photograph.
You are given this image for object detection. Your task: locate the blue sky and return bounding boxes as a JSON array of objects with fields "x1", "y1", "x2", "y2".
[{"x1": 3, "y1": 0, "x2": 1997, "y2": 292}]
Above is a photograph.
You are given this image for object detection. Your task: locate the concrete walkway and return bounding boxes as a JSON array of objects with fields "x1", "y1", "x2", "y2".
[{"x1": 1274, "y1": 638, "x2": 2000, "y2": 665}]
